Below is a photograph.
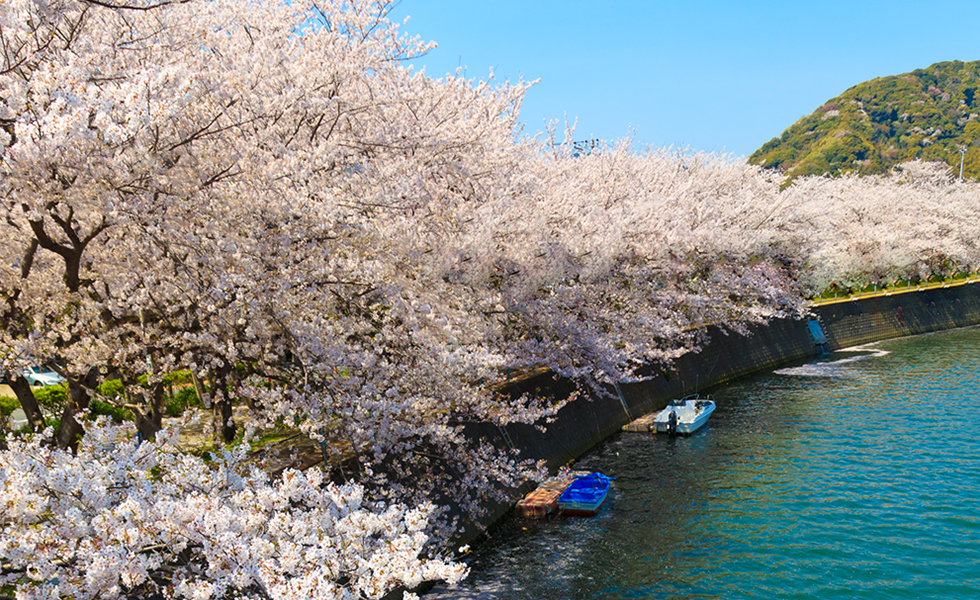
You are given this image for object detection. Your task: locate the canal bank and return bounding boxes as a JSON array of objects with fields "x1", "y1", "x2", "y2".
[{"x1": 465, "y1": 281, "x2": 980, "y2": 537}]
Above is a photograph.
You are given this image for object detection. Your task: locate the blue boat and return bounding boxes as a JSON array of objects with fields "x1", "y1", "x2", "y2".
[{"x1": 558, "y1": 473, "x2": 613, "y2": 516}]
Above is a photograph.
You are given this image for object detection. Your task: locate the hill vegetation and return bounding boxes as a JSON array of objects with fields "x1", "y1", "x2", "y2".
[{"x1": 749, "y1": 60, "x2": 980, "y2": 179}]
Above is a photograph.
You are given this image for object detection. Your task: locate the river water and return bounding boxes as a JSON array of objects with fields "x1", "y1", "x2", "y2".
[{"x1": 428, "y1": 326, "x2": 980, "y2": 599}]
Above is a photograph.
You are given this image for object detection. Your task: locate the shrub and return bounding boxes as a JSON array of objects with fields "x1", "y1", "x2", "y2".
[
  {"x1": 166, "y1": 386, "x2": 201, "y2": 417},
  {"x1": 33, "y1": 383, "x2": 69, "y2": 414},
  {"x1": 0, "y1": 395, "x2": 19, "y2": 417},
  {"x1": 19, "y1": 383, "x2": 129, "y2": 423},
  {"x1": 163, "y1": 370, "x2": 194, "y2": 387},
  {"x1": 89, "y1": 399, "x2": 130, "y2": 423},
  {"x1": 98, "y1": 378, "x2": 125, "y2": 399}
]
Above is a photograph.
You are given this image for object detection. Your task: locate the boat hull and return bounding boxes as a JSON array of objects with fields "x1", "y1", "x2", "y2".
[
  {"x1": 558, "y1": 473, "x2": 612, "y2": 517},
  {"x1": 674, "y1": 405, "x2": 713, "y2": 434},
  {"x1": 558, "y1": 501, "x2": 606, "y2": 517}
]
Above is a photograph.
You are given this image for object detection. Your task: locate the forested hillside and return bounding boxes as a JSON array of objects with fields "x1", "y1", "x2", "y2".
[{"x1": 749, "y1": 60, "x2": 980, "y2": 179}]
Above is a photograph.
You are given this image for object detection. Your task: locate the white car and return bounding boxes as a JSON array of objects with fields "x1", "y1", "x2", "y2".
[{"x1": 23, "y1": 366, "x2": 65, "y2": 387}]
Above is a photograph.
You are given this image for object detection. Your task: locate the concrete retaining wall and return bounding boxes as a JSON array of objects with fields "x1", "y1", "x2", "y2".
[{"x1": 817, "y1": 284, "x2": 980, "y2": 349}]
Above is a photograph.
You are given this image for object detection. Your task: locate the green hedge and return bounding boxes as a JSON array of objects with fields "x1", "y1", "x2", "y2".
[
  {"x1": 0, "y1": 395, "x2": 19, "y2": 417},
  {"x1": 33, "y1": 383, "x2": 69, "y2": 413},
  {"x1": 90, "y1": 399, "x2": 129, "y2": 423},
  {"x1": 99, "y1": 378, "x2": 124, "y2": 399},
  {"x1": 27, "y1": 382, "x2": 131, "y2": 423},
  {"x1": 166, "y1": 387, "x2": 201, "y2": 417},
  {"x1": 16, "y1": 375, "x2": 204, "y2": 424}
]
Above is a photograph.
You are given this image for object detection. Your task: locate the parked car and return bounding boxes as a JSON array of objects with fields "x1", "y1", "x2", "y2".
[{"x1": 23, "y1": 366, "x2": 66, "y2": 387}]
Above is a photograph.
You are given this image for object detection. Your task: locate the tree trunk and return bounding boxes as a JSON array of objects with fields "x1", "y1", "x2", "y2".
[
  {"x1": 55, "y1": 368, "x2": 100, "y2": 452},
  {"x1": 214, "y1": 398, "x2": 236, "y2": 443},
  {"x1": 150, "y1": 380, "x2": 164, "y2": 432},
  {"x1": 8, "y1": 375, "x2": 46, "y2": 433},
  {"x1": 210, "y1": 369, "x2": 236, "y2": 443},
  {"x1": 130, "y1": 382, "x2": 165, "y2": 442}
]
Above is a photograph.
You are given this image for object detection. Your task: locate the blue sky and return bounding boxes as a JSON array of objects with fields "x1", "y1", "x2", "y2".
[{"x1": 392, "y1": 1, "x2": 980, "y2": 158}]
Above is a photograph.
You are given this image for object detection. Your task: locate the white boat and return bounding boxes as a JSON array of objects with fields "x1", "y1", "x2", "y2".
[{"x1": 653, "y1": 394, "x2": 716, "y2": 435}]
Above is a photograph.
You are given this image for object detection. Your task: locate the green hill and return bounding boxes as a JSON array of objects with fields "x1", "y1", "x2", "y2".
[{"x1": 749, "y1": 60, "x2": 980, "y2": 179}]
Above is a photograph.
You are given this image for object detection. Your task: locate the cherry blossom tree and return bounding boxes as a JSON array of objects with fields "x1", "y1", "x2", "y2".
[
  {"x1": 0, "y1": 0, "x2": 537, "y2": 445},
  {"x1": 780, "y1": 160, "x2": 980, "y2": 293},
  {"x1": 0, "y1": 0, "x2": 526, "y2": 595}
]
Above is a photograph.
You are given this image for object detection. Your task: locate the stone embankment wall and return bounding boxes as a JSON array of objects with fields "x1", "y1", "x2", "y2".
[{"x1": 470, "y1": 282, "x2": 980, "y2": 533}]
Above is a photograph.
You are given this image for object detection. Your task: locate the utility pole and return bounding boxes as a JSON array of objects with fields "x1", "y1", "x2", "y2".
[{"x1": 959, "y1": 146, "x2": 967, "y2": 182}]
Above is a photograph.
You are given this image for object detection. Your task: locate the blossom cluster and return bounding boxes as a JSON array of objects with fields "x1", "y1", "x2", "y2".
[{"x1": 0, "y1": 417, "x2": 466, "y2": 600}]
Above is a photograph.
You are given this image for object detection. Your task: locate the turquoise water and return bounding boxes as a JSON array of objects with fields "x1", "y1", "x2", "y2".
[{"x1": 428, "y1": 327, "x2": 980, "y2": 599}]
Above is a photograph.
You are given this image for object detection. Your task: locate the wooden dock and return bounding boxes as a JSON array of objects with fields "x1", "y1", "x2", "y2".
[
  {"x1": 516, "y1": 470, "x2": 589, "y2": 517},
  {"x1": 622, "y1": 412, "x2": 659, "y2": 432}
]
